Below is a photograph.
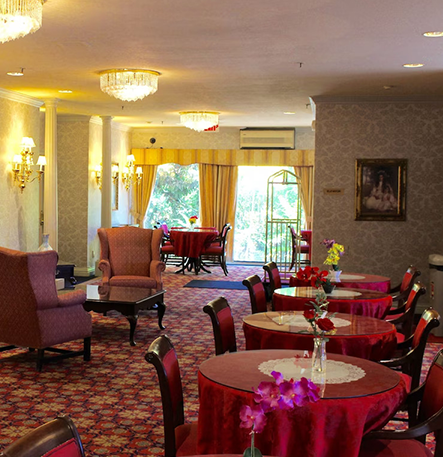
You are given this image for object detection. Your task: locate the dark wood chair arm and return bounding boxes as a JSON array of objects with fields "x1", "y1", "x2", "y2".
[
  {"x1": 364, "y1": 409, "x2": 443, "y2": 441},
  {"x1": 378, "y1": 347, "x2": 413, "y2": 368},
  {"x1": 389, "y1": 284, "x2": 401, "y2": 294},
  {"x1": 387, "y1": 303, "x2": 407, "y2": 315},
  {"x1": 396, "y1": 334, "x2": 414, "y2": 349},
  {"x1": 387, "y1": 310, "x2": 410, "y2": 325}
]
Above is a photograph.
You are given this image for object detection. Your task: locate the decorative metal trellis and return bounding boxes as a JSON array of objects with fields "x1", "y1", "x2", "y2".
[{"x1": 264, "y1": 169, "x2": 303, "y2": 281}]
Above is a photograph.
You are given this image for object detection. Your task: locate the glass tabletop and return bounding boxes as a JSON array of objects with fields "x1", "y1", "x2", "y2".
[
  {"x1": 82, "y1": 284, "x2": 164, "y2": 304},
  {"x1": 275, "y1": 286, "x2": 388, "y2": 300}
]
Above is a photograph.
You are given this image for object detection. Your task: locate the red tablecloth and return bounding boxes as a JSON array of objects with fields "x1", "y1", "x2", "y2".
[
  {"x1": 197, "y1": 350, "x2": 406, "y2": 457},
  {"x1": 273, "y1": 287, "x2": 392, "y2": 319},
  {"x1": 243, "y1": 312, "x2": 397, "y2": 360},
  {"x1": 170, "y1": 229, "x2": 217, "y2": 258},
  {"x1": 289, "y1": 272, "x2": 391, "y2": 293}
]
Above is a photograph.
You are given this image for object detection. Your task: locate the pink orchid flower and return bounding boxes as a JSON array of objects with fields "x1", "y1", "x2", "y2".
[{"x1": 239, "y1": 404, "x2": 267, "y2": 434}]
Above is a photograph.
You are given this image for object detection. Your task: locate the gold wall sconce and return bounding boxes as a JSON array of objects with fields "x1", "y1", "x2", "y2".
[
  {"x1": 122, "y1": 154, "x2": 142, "y2": 190},
  {"x1": 94, "y1": 163, "x2": 119, "y2": 190},
  {"x1": 12, "y1": 137, "x2": 46, "y2": 193}
]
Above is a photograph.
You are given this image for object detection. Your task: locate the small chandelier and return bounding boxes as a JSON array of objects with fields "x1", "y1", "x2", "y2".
[
  {"x1": 99, "y1": 69, "x2": 160, "y2": 102},
  {"x1": 122, "y1": 155, "x2": 142, "y2": 190},
  {"x1": 12, "y1": 137, "x2": 46, "y2": 193},
  {"x1": 179, "y1": 111, "x2": 219, "y2": 132},
  {"x1": 0, "y1": 0, "x2": 43, "y2": 44}
]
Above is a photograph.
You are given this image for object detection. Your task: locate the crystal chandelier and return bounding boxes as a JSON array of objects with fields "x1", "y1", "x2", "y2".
[
  {"x1": 99, "y1": 69, "x2": 160, "y2": 102},
  {"x1": 0, "y1": 0, "x2": 43, "y2": 44},
  {"x1": 179, "y1": 111, "x2": 219, "y2": 132}
]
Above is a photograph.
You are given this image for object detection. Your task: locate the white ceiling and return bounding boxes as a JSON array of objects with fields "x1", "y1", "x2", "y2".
[{"x1": 2, "y1": 0, "x2": 443, "y2": 128}]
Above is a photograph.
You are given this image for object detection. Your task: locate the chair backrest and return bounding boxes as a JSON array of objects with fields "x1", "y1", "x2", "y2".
[
  {"x1": 203, "y1": 297, "x2": 237, "y2": 355},
  {"x1": 0, "y1": 247, "x2": 60, "y2": 347},
  {"x1": 419, "y1": 350, "x2": 443, "y2": 426},
  {"x1": 220, "y1": 224, "x2": 231, "y2": 246},
  {"x1": 397, "y1": 282, "x2": 426, "y2": 339},
  {"x1": 400, "y1": 265, "x2": 421, "y2": 293},
  {"x1": 98, "y1": 227, "x2": 163, "y2": 276},
  {"x1": 0, "y1": 415, "x2": 85, "y2": 457},
  {"x1": 242, "y1": 275, "x2": 268, "y2": 314},
  {"x1": 407, "y1": 308, "x2": 441, "y2": 390},
  {"x1": 145, "y1": 335, "x2": 184, "y2": 457},
  {"x1": 263, "y1": 261, "x2": 282, "y2": 295}
]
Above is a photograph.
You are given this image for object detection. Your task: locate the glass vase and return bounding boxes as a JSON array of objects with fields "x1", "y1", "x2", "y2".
[
  {"x1": 38, "y1": 233, "x2": 53, "y2": 251},
  {"x1": 312, "y1": 337, "x2": 327, "y2": 372}
]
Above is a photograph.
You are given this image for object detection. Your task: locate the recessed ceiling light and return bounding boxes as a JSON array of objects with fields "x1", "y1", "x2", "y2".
[
  {"x1": 283, "y1": 111, "x2": 296, "y2": 115},
  {"x1": 423, "y1": 31, "x2": 443, "y2": 37},
  {"x1": 58, "y1": 90, "x2": 73, "y2": 93},
  {"x1": 403, "y1": 63, "x2": 424, "y2": 68},
  {"x1": 7, "y1": 70, "x2": 24, "y2": 76}
]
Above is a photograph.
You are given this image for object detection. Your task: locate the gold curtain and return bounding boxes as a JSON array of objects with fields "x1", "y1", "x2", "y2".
[
  {"x1": 133, "y1": 165, "x2": 158, "y2": 227},
  {"x1": 199, "y1": 164, "x2": 238, "y2": 259},
  {"x1": 294, "y1": 166, "x2": 314, "y2": 230}
]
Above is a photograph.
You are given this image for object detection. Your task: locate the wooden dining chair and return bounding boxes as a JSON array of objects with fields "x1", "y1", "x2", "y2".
[
  {"x1": 242, "y1": 275, "x2": 268, "y2": 314},
  {"x1": 0, "y1": 415, "x2": 85, "y2": 457},
  {"x1": 203, "y1": 297, "x2": 237, "y2": 355},
  {"x1": 359, "y1": 349, "x2": 443, "y2": 457},
  {"x1": 378, "y1": 308, "x2": 440, "y2": 394},
  {"x1": 263, "y1": 261, "x2": 282, "y2": 301},
  {"x1": 389, "y1": 265, "x2": 421, "y2": 309},
  {"x1": 288, "y1": 225, "x2": 311, "y2": 270},
  {"x1": 145, "y1": 335, "x2": 198, "y2": 457},
  {"x1": 386, "y1": 282, "x2": 427, "y2": 342},
  {"x1": 200, "y1": 224, "x2": 231, "y2": 276}
]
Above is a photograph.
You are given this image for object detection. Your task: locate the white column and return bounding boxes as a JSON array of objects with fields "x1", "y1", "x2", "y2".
[
  {"x1": 44, "y1": 99, "x2": 59, "y2": 251},
  {"x1": 101, "y1": 116, "x2": 113, "y2": 228}
]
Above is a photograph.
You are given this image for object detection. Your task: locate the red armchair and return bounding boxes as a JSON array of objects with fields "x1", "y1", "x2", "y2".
[
  {"x1": 0, "y1": 247, "x2": 92, "y2": 371},
  {"x1": 98, "y1": 227, "x2": 166, "y2": 291}
]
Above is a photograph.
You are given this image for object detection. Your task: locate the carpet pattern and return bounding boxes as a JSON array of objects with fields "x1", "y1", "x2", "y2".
[{"x1": 0, "y1": 264, "x2": 440, "y2": 456}]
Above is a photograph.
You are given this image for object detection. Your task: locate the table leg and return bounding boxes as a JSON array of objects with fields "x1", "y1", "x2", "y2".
[
  {"x1": 175, "y1": 257, "x2": 189, "y2": 274},
  {"x1": 155, "y1": 301, "x2": 166, "y2": 329},
  {"x1": 126, "y1": 315, "x2": 138, "y2": 346}
]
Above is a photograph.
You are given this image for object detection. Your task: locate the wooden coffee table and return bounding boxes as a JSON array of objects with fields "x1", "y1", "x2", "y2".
[{"x1": 82, "y1": 285, "x2": 166, "y2": 346}]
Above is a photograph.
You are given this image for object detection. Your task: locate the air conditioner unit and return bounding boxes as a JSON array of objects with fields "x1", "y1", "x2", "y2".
[{"x1": 239, "y1": 128, "x2": 295, "y2": 150}]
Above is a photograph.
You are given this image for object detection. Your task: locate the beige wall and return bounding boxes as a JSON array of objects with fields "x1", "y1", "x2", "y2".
[
  {"x1": 312, "y1": 100, "x2": 443, "y2": 288},
  {"x1": 0, "y1": 95, "x2": 42, "y2": 251},
  {"x1": 131, "y1": 126, "x2": 314, "y2": 150}
]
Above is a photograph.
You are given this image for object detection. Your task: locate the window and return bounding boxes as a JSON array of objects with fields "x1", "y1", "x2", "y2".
[{"x1": 145, "y1": 163, "x2": 199, "y2": 228}]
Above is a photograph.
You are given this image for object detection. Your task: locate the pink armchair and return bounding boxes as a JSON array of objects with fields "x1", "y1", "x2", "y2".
[
  {"x1": 98, "y1": 227, "x2": 166, "y2": 291},
  {"x1": 0, "y1": 247, "x2": 92, "y2": 371}
]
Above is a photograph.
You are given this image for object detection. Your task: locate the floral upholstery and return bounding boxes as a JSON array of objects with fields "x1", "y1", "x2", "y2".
[
  {"x1": 98, "y1": 227, "x2": 166, "y2": 291},
  {"x1": 0, "y1": 247, "x2": 91, "y2": 350}
]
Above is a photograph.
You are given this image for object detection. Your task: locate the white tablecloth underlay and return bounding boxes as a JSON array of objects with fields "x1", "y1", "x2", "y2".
[
  {"x1": 328, "y1": 289, "x2": 362, "y2": 298},
  {"x1": 271, "y1": 314, "x2": 350, "y2": 329}
]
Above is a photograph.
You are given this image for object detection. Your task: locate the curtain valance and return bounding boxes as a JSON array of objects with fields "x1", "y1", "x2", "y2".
[{"x1": 132, "y1": 148, "x2": 314, "y2": 167}]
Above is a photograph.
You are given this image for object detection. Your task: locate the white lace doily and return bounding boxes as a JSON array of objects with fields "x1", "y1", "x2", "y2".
[
  {"x1": 258, "y1": 358, "x2": 366, "y2": 384},
  {"x1": 271, "y1": 314, "x2": 350, "y2": 329},
  {"x1": 328, "y1": 289, "x2": 362, "y2": 298},
  {"x1": 339, "y1": 274, "x2": 366, "y2": 281}
]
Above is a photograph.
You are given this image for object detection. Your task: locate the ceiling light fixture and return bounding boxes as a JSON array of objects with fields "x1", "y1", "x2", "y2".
[
  {"x1": 7, "y1": 69, "x2": 24, "y2": 76},
  {"x1": 58, "y1": 89, "x2": 72, "y2": 94},
  {"x1": 284, "y1": 112, "x2": 296, "y2": 115},
  {"x1": 403, "y1": 63, "x2": 424, "y2": 68},
  {"x1": 179, "y1": 111, "x2": 219, "y2": 132},
  {"x1": 0, "y1": 0, "x2": 43, "y2": 44},
  {"x1": 423, "y1": 31, "x2": 443, "y2": 37},
  {"x1": 99, "y1": 69, "x2": 160, "y2": 102}
]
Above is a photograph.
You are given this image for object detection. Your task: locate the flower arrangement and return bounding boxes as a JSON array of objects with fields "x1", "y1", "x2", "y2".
[
  {"x1": 240, "y1": 371, "x2": 319, "y2": 456},
  {"x1": 304, "y1": 290, "x2": 336, "y2": 372},
  {"x1": 321, "y1": 239, "x2": 344, "y2": 271},
  {"x1": 303, "y1": 290, "x2": 336, "y2": 339},
  {"x1": 296, "y1": 266, "x2": 332, "y2": 290},
  {"x1": 188, "y1": 215, "x2": 198, "y2": 226}
]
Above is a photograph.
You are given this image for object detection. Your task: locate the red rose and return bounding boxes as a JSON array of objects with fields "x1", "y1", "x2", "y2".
[
  {"x1": 303, "y1": 309, "x2": 315, "y2": 320},
  {"x1": 317, "y1": 318, "x2": 335, "y2": 332}
]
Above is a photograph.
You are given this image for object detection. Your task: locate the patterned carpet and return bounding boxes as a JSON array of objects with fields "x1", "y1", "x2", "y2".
[{"x1": 0, "y1": 264, "x2": 440, "y2": 456}]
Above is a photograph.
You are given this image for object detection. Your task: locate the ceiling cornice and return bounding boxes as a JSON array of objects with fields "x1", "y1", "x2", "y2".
[
  {"x1": 0, "y1": 88, "x2": 43, "y2": 108},
  {"x1": 311, "y1": 95, "x2": 443, "y2": 104}
]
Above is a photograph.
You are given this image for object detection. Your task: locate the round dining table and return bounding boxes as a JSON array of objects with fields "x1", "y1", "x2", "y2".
[
  {"x1": 197, "y1": 350, "x2": 406, "y2": 457},
  {"x1": 243, "y1": 311, "x2": 397, "y2": 360},
  {"x1": 273, "y1": 286, "x2": 392, "y2": 319},
  {"x1": 289, "y1": 272, "x2": 391, "y2": 293},
  {"x1": 169, "y1": 228, "x2": 218, "y2": 274}
]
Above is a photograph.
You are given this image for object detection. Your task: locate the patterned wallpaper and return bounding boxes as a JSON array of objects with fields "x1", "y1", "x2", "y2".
[
  {"x1": 131, "y1": 126, "x2": 314, "y2": 150},
  {"x1": 0, "y1": 98, "x2": 41, "y2": 251},
  {"x1": 313, "y1": 101, "x2": 443, "y2": 288}
]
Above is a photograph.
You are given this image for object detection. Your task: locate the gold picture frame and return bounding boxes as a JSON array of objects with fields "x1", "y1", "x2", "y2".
[{"x1": 355, "y1": 159, "x2": 407, "y2": 221}]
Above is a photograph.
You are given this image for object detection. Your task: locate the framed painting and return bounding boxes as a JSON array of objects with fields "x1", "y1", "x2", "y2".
[{"x1": 355, "y1": 159, "x2": 407, "y2": 221}]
